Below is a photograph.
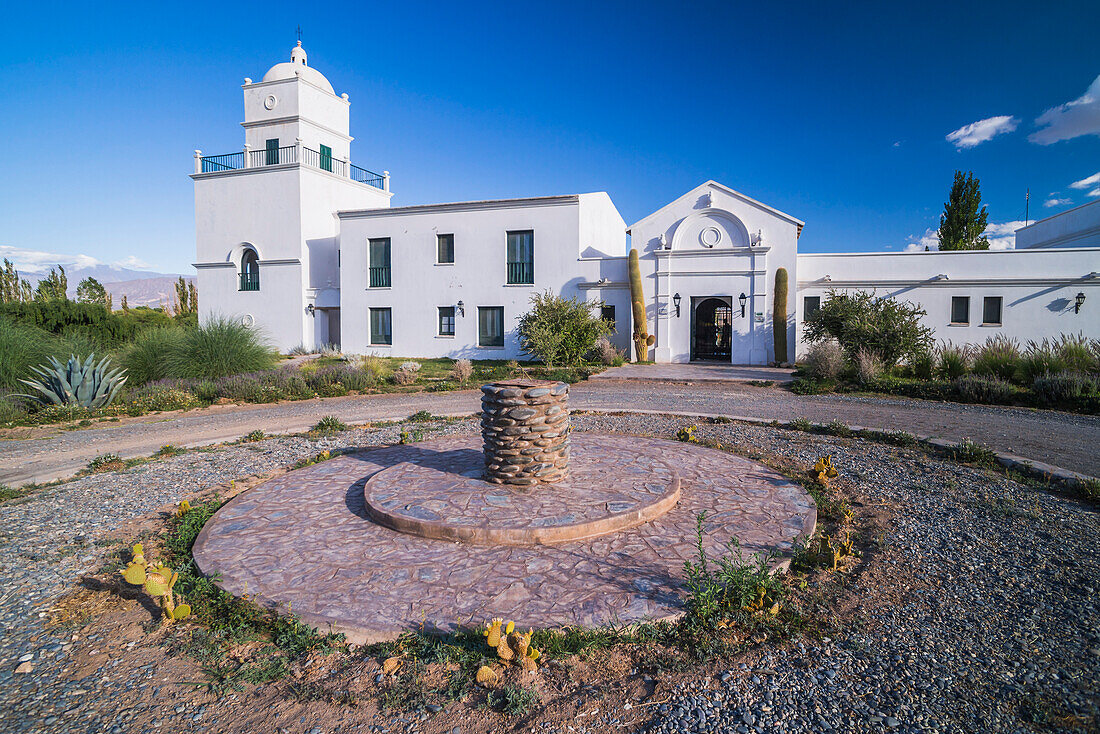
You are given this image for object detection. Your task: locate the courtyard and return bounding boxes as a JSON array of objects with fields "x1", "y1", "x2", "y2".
[{"x1": 0, "y1": 378, "x2": 1097, "y2": 733}]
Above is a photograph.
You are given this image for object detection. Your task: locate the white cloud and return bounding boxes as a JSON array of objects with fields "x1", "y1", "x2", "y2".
[
  {"x1": 0, "y1": 245, "x2": 100, "y2": 273},
  {"x1": 1089, "y1": 187, "x2": 1100, "y2": 198},
  {"x1": 945, "y1": 115, "x2": 1019, "y2": 149},
  {"x1": 1030, "y1": 74, "x2": 1100, "y2": 145},
  {"x1": 983, "y1": 221, "x2": 1026, "y2": 250},
  {"x1": 904, "y1": 229, "x2": 940, "y2": 252},
  {"x1": 113, "y1": 255, "x2": 153, "y2": 270},
  {"x1": 1044, "y1": 197, "x2": 1072, "y2": 207},
  {"x1": 1069, "y1": 171, "x2": 1100, "y2": 190},
  {"x1": 904, "y1": 221, "x2": 1024, "y2": 251}
]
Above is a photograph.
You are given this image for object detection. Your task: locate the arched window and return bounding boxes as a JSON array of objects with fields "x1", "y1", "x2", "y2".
[{"x1": 240, "y1": 249, "x2": 260, "y2": 291}]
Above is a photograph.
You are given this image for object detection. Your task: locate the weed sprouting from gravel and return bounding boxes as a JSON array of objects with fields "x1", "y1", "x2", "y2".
[
  {"x1": 486, "y1": 684, "x2": 540, "y2": 715},
  {"x1": 310, "y1": 415, "x2": 348, "y2": 434}
]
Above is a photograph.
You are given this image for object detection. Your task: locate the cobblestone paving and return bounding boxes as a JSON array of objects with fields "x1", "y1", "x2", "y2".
[
  {"x1": 365, "y1": 434, "x2": 681, "y2": 543},
  {"x1": 192, "y1": 434, "x2": 815, "y2": 641}
]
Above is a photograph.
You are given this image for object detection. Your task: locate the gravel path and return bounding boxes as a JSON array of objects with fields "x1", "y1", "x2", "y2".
[
  {"x1": 3, "y1": 381, "x2": 1099, "y2": 486},
  {"x1": 0, "y1": 413, "x2": 1096, "y2": 733}
]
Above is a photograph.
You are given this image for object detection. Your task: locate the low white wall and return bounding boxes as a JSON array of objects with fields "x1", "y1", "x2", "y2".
[
  {"x1": 796, "y1": 248, "x2": 1100, "y2": 355},
  {"x1": 1016, "y1": 200, "x2": 1100, "y2": 249}
]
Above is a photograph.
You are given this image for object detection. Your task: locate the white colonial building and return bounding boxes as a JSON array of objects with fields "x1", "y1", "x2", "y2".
[{"x1": 194, "y1": 46, "x2": 1100, "y2": 364}]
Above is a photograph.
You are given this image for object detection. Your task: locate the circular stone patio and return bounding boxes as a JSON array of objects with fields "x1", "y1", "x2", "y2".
[
  {"x1": 364, "y1": 435, "x2": 681, "y2": 545},
  {"x1": 192, "y1": 432, "x2": 817, "y2": 642}
]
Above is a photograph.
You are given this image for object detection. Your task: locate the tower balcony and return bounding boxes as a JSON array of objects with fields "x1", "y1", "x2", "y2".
[{"x1": 192, "y1": 143, "x2": 388, "y2": 191}]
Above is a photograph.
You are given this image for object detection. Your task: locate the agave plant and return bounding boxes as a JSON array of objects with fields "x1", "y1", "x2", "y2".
[{"x1": 18, "y1": 354, "x2": 127, "y2": 409}]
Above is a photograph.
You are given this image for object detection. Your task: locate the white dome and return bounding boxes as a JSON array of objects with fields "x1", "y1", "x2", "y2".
[{"x1": 261, "y1": 42, "x2": 335, "y2": 94}]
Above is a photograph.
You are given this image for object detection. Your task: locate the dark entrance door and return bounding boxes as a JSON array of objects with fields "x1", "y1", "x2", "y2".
[{"x1": 692, "y1": 298, "x2": 733, "y2": 361}]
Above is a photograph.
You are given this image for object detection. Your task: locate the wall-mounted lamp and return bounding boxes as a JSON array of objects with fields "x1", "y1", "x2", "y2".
[
  {"x1": 306, "y1": 304, "x2": 316, "y2": 317},
  {"x1": 738, "y1": 292, "x2": 748, "y2": 318},
  {"x1": 934, "y1": 273, "x2": 949, "y2": 281},
  {"x1": 822, "y1": 275, "x2": 832, "y2": 283},
  {"x1": 672, "y1": 292, "x2": 681, "y2": 317},
  {"x1": 457, "y1": 300, "x2": 465, "y2": 317},
  {"x1": 1075, "y1": 292, "x2": 1086, "y2": 314}
]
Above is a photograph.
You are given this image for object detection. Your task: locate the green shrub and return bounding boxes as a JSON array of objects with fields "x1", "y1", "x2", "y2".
[
  {"x1": 0, "y1": 300, "x2": 172, "y2": 347},
  {"x1": 790, "y1": 377, "x2": 833, "y2": 395},
  {"x1": 311, "y1": 415, "x2": 347, "y2": 433},
  {"x1": 0, "y1": 395, "x2": 29, "y2": 424},
  {"x1": 936, "y1": 342, "x2": 970, "y2": 380},
  {"x1": 127, "y1": 385, "x2": 201, "y2": 413},
  {"x1": 119, "y1": 327, "x2": 187, "y2": 384},
  {"x1": 1054, "y1": 334, "x2": 1096, "y2": 373},
  {"x1": 0, "y1": 317, "x2": 59, "y2": 391},
  {"x1": 954, "y1": 374, "x2": 1019, "y2": 404},
  {"x1": 971, "y1": 335, "x2": 1020, "y2": 382},
  {"x1": 803, "y1": 290, "x2": 933, "y2": 367},
  {"x1": 517, "y1": 290, "x2": 611, "y2": 368},
  {"x1": 1031, "y1": 371, "x2": 1097, "y2": 406},
  {"x1": 1018, "y1": 340, "x2": 1064, "y2": 385},
  {"x1": 910, "y1": 351, "x2": 935, "y2": 381},
  {"x1": 165, "y1": 317, "x2": 278, "y2": 379},
  {"x1": 801, "y1": 340, "x2": 845, "y2": 381}
]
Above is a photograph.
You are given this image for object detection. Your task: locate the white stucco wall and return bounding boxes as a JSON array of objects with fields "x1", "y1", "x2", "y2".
[
  {"x1": 796, "y1": 248, "x2": 1100, "y2": 354},
  {"x1": 627, "y1": 182, "x2": 803, "y2": 365},
  {"x1": 337, "y1": 195, "x2": 629, "y2": 359},
  {"x1": 1015, "y1": 199, "x2": 1100, "y2": 249}
]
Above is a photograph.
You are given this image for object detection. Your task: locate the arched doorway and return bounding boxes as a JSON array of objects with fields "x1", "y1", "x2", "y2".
[{"x1": 691, "y1": 297, "x2": 733, "y2": 361}]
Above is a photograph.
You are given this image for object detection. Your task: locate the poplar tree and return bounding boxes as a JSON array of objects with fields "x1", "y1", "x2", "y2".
[
  {"x1": 937, "y1": 170, "x2": 989, "y2": 250},
  {"x1": 34, "y1": 265, "x2": 68, "y2": 302}
]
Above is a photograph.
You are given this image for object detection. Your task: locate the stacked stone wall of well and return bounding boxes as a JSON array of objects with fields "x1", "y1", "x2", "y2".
[{"x1": 481, "y1": 380, "x2": 570, "y2": 485}]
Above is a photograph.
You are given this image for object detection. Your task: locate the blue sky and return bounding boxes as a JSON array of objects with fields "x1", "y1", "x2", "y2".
[{"x1": 2, "y1": 0, "x2": 1098, "y2": 275}]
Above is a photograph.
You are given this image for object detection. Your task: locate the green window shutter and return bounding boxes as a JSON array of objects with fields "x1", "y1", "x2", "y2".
[
  {"x1": 506, "y1": 231, "x2": 533, "y2": 284},
  {"x1": 265, "y1": 138, "x2": 279, "y2": 165},
  {"x1": 478, "y1": 307, "x2": 504, "y2": 347},
  {"x1": 319, "y1": 144, "x2": 332, "y2": 172},
  {"x1": 370, "y1": 308, "x2": 392, "y2": 345},
  {"x1": 369, "y1": 239, "x2": 391, "y2": 287}
]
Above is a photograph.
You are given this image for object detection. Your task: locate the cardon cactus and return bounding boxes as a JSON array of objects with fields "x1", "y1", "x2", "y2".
[
  {"x1": 627, "y1": 250, "x2": 653, "y2": 361},
  {"x1": 18, "y1": 354, "x2": 127, "y2": 409},
  {"x1": 773, "y1": 267, "x2": 788, "y2": 364}
]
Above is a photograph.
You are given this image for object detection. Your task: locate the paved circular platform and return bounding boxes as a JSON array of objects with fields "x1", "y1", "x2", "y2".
[
  {"x1": 193, "y1": 432, "x2": 817, "y2": 642},
  {"x1": 365, "y1": 434, "x2": 680, "y2": 545}
]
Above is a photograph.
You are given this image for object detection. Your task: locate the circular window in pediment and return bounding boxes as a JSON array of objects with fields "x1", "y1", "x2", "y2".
[
  {"x1": 700, "y1": 227, "x2": 722, "y2": 248},
  {"x1": 241, "y1": 314, "x2": 255, "y2": 327}
]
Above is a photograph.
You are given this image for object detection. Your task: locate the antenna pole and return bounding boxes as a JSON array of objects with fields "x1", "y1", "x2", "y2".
[{"x1": 1025, "y1": 188, "x2": 1029, "y2": 226}]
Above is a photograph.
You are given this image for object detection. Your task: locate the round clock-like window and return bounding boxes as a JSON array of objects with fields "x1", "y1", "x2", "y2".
[
  {"x1": 264, "y1": 94, "x2": 278, "y2": 110},
  {"x1": 241, "y1": 314, "x2": 255, "y2": 327},
  {"x1": 700, "y1": 226, "x2": 722, "y2": 248}
]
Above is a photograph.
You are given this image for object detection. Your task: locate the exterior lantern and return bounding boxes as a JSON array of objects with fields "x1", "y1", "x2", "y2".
[
  {"x1": 1075, "y1": 292, "x2": 1086, "y2": 314},
  {"x1": 738, "y1": 292, "x2": 748, "y2": 318},
  {"x1": 306, "y1": 303, "x2": 315, "y2": 316},
  {"x1": 672, "y1": 293, "x2": 681, "y2": 317},
  {"x1": 457, "y1": 300, "x2": 465, "y2": 317}
]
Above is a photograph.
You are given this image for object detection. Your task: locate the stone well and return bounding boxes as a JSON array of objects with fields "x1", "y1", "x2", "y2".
[{"x1": 481, "y1": 379, "x2": 570, "y2": 485}]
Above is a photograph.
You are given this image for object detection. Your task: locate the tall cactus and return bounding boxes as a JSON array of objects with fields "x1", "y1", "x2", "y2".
[
  {"x1": 773, "y1": 267, "x2": 789, "y2": 365},
  {"x1": 627, "y1": 250, "x2": 653, "y2": 360}
]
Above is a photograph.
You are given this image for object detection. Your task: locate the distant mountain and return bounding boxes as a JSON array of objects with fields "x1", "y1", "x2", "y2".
[
  {"x1": 102, "y1": 276, "x2": 195, "y2": 309},
  {"x1": 17, "y1": 265, "x2": 195, "y2": 308}
]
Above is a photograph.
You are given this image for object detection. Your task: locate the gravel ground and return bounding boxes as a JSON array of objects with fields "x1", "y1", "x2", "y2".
[
  {"x1": 4, "y1": 380, "x2": 1100, "y2": 485},
  {"x1": 0, "y1": 413, "x2": 1097, "y2": 733}
]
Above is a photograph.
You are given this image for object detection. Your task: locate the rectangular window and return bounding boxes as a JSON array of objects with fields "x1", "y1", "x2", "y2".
[
  {"x1": 265, "y1": 138, "x2": 279, "y2": 165},
  {"x1": 982, "y1": 296, "x2": 1003, "y2": 325},
  {"x1": 951, "y1": 296, "x2": 970, "y2": 325},
  {"x1": 803, "y1": 296, "x2": 821, "y2": 318},
  {"x1": 478, "y1": 306, "x2": 504, "y2": 347},
  {"x1": 370, "y1": 307, "x2": 392, "y2": 345},
  {"x1": 319, "y1": 144, "x2": 333, "y2": 172},
  {"x1": 438, "y1": 306, "x2": 456, "y2": 336},
  {"x1": 506, "y1": 230, "x2": 534, "y2": 285},
  {"x1": 437, "y1": 234, "x2": 454, "y2": 264},
  {"x1": 369, "y1": 238, "x2": 391, "y2": 288},
  {"x1": 600, "y1": 304, "x2": 616, "y2": 329}
]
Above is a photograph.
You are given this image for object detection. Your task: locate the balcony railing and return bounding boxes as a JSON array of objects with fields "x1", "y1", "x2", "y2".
[
  {"x1": 369, "y1": 266, "x2": 391, "y2": 288},
  {"x1": 239, "y1": 273, "x2": 260, "y2": 291},
  {"x1": 506, "y1": 261, "x2": 533, "y2": 285},
  {"x1": 196, "y1": 145, "x2": 388, "y2": 191},
  {"x1": 248, "y1": 145, "x2": 296, "y2": 167}
]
